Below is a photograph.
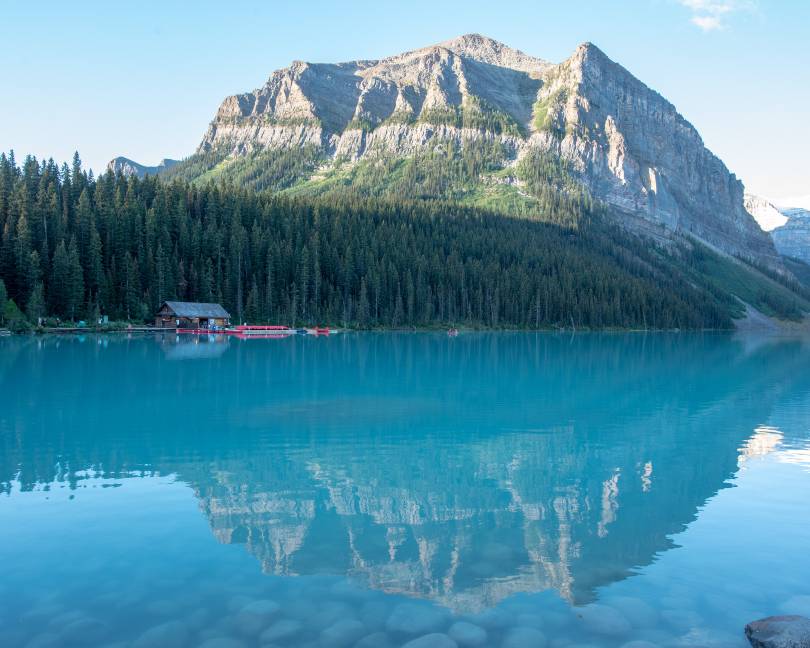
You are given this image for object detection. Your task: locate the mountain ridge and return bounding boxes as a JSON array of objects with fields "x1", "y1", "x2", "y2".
[{"x1": 107, "y1": 156, "x2": 178, "y2": 178}]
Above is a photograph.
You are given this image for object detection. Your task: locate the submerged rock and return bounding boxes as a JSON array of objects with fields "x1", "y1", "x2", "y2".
[
  {"x1": 23, "y1": 633, "x2": 62, "y2": 648},
  {"x1": 185, "y1": 607, "x2": 211, "y2": 631},
  {"x1": 319, "y1": 618, "x2": 366, "y2": 647},
  {"x1": 577, "y1": 604, "x2": 631, "y2": 636},
  {"x1": 198, "y1": 639, "x2": 248, "y2": 648},
  {"x1": 355, "y1": 631, "x2": 395, "y2": 648},
  {"x1": 259, "y1": 619, "x2": 303, "y2": 644},
  {"x1": 48, "y1": 610, "x2": 87, "y2": 629},
  {"x1": 501, "y1": 626, "x2": 548, "y2": 648},
  {"x1": 132, "y1": 620, "x2": 189, "y2": 648},
  {"x1": 604, "y1": 596, "x2": 659, "y2": 629},
  {"x1": 307, "y1": 600, "x2": 355, "y2": 630},
  {"x1": 234, "y1": 599, "x2": 281, "y2": 635},
  {"x1": 60, "y1": 617, "x2": 110, "y2": 645},
  {"x1": 386, "y1": 603, "x2": 446, "y2": 636},
  {"x1": 661, "y1": 608, "x2": 702, "y2": 631},
  {"x1": 448, "y1": 621, "x2": 488, "y2": 646},
  {"x1": 468, "y1": 607, "x2": 514, "y2": 630},
  {"x1": 401, "y1": 633, "x2": 458, "y2": 648},
  {"x1": 359, "y1": 600, "x2": 391, "y2": 631},
  {"x1": 745, "y1": 615, "x2": 810, "y2": 648}
]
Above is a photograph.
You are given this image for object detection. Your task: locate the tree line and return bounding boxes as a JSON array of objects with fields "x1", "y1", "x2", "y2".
[{"x1": 0, "y1": 150, "x2": 740, "y2": 330}]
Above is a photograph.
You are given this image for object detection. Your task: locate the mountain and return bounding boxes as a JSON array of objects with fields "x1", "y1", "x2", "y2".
[
  {"x1": 107, "y1": 156, "x2": 179, "y2": 178},
  {"x1": 743, "y1": 193, "x2": 810, "y2": 263},
  {"x1": 123, "y1": 34, "x2": 780, "y2": 269},
  {"x1": 744, "y1": 193, "x2": 789, "y2": 231},
  {"x1": 772, "y1": 207, "x2": 810, "y2": 263}
]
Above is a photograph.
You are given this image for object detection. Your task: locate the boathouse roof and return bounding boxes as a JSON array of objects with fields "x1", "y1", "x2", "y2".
[{"x1": 159, "y1": 301, "x2": 231, "y2": 319}]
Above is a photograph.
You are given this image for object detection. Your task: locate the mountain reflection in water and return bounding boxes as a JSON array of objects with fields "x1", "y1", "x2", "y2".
[{"x1": 2, "y1": 332, "x2": 810, "y2": 617}]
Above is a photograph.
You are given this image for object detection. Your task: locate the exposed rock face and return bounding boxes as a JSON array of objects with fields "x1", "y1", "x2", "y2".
[
  {"x1": 745, "y1": 615, "x2": 810, "y2": 648},
  {"x1": 745, "y1": 193, "x2": 789, "y2": 232},
  {"x1": 190, "y1": 34, "x2": 779, "y2": 266},
  {"x1": 772, "y1": 208, "x2": 810, "y2": 263},
  {"x1": 107, "y1": 156, "x2": 178, "y2": 178}
]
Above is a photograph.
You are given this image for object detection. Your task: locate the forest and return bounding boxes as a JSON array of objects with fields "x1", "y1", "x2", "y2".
[{"x1": 0, "y1": 150, "x2": 804, "y2": 331}]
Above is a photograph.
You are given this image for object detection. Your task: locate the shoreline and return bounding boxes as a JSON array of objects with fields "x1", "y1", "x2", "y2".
[
  {"x1": 0, "y1": 325, "x2": 753, "y2": 336},
  {"x1": 3, "y1": 313, "x2": 809, "y2": 337}
]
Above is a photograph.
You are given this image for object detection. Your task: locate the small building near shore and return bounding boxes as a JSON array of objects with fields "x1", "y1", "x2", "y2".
[{"x1": 155, "y1": 301, "x2": 231, "y2": 329}]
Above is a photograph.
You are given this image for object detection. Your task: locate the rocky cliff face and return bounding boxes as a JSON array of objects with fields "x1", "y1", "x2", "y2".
[
  {"x1": 771, "y1": 208, "x2": 810, "y2": 263},
  {"x1": 135, "y1": 34, "x2": 782, "y2": 267},
  {"x1": 107, "y1": 156, "x2": 178, "y2": 178},
  {"x1": 523, "y1": 42, "x2": 776, "y2": 264}
]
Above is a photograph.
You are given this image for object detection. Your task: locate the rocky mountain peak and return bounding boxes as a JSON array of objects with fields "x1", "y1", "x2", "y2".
[
  {"x1": 435, "y1": 33, "x2": 550, "y2": 73},
  {"x1": 117, "y1": 35, "x2": 783, "y2": 269},
  {"x1": 572, "y1": 40, "x2": 606, "y2": 61}
]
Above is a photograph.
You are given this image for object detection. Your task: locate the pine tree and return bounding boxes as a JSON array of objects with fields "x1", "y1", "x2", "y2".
[
  {"x1": 123, "y1": 252, "x2": 141, "y2": 321},
  {"x1": 14, "y1": 213, "x2": 34, "y2": 300},
  {"x1": 245, "y1": 278, "x2": 260, "y2": 323},
  {"x1": 87, "y1": 227, "x2": 103, "y2": 301},
  {"x1": 0, "y1": 277, "x2": 7, "y2": 324},
  {"x1": 357, "y1": 277, "x2": 370, "y2": 327},
  {"x1": 50, "y1": 240, "x2": 70, "y2": 317},
  {"x1": 66, "y1": 238, "x2": 84, "y2": 321},
  {"x1": 26, "y1": 281, "x2": 45, "y2": 322}
]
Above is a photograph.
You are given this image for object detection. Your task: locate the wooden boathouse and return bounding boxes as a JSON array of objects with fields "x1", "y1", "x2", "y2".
[{"x1": 155, "y1": 301, "x2": 231, "y2": 330}]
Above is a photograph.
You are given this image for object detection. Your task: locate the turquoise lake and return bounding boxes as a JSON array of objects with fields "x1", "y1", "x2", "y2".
[{"x1": 1, "y1": 332, "x2": 810, "y2": 648}]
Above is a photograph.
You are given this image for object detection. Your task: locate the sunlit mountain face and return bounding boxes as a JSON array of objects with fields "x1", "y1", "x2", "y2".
[{"x1": 3, "y1": 332, "x2": 809, "y2": 625}]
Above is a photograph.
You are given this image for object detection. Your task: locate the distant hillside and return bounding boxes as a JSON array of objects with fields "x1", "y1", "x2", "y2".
[{"x1": 107, "y1": 156, "x2": 178, "y2": 178}]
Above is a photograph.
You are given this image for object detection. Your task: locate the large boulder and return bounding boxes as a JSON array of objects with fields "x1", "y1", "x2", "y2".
[{"x1": 745, "y1": 615, "x2": 810, "y2": 648}]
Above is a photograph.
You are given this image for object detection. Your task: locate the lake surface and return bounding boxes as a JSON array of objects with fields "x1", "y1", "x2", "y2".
[{"x1": 1, "y1": 332, "x2": 810, "y2": 648}]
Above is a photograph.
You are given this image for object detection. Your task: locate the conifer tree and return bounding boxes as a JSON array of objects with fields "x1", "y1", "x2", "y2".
[
  {"x1": 66, "y1": 238, "x2": 84, "y2": 321},
  {"x1": 50, "y1": 240, "x2": 70, "y2": 316},
  {"x1": 26, "y1": 281, "x2": 45, "y2": 322},
  {"x1": 0, "y1": 277, "x2": 7, "y2": 324}
]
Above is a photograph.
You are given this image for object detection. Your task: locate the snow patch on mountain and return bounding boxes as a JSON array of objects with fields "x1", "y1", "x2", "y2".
[{"x1": 744, "y1": 193, "x2": 789, "y2": 231}]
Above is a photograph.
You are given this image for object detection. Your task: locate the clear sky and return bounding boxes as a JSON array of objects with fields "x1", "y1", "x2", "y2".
[{"x1": 2, "y1": 0, "x2": 808, "y2": 204}]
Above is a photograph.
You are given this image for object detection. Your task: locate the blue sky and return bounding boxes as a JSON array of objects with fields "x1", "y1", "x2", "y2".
[{"x1": 2, "y1": 0, "x2": 807, "y2": 203}]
